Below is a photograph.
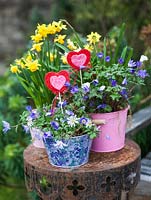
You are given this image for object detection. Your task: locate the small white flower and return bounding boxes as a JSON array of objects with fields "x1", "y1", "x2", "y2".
[
  {"x1": 140, "y1": 55, "x2": 148, "y2": 62},
  {"x1": 54, "y1": 141, "x2": 67, "y2": 149},
  {"x1": 67, "y1": 115, "x2": 79, "y2": 127},
  {"x1": 99, "y1": 85, "x2": 105, "y2": 91}
]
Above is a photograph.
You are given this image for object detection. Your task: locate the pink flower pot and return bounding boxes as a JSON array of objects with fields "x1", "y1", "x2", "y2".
[
  {"x1": 90, "y1": 107, "x2": 129, "y2": 152},
  {"x1": 30, "y1": 128, "x2": 45, "y2": 148}
]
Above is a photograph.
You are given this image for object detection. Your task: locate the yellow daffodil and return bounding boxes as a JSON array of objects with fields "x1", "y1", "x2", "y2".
[
  {"x1": 87, "y1": 32, "x2": 101, "y2": 44},
  {"x1": 61, "y1": 55, "x2": 68, "y2": 64},
  {"x1": 31, "y1": 42, "x2": 43, "y2": 52},
  {"x1": 84, "y1": 44, "x2": 94, "y2": 51},
  {"x1": 31, "y1": 33, "x2": 43, "y2": 43},
  {"x1": 15, "y1": 59, "x2": 25, "y2": 68},
  {"x1": 23, "y1": 53, "x2": 33, "y2": 65},
  {"x1": 67, "y1": 39, "x2": 77, "y2": 50},
  {"x1": 52, "y1": 21, "x2": 67, "y2": 33},
  {"x1": 47, "y1": 23, "x2": 57, "y2": 35},
  {"x1": 10, "y1": 65, "x2": 21, "y2": 73},
  {"x1": 54, "y1": 35, "x2": 66, "y2": 44},
  {"x1": 26, "y1": 60, "x2": 40, "y2": 72},
  {"x1": 37, "y1": 24, "x2": 48, "y2": 38}
]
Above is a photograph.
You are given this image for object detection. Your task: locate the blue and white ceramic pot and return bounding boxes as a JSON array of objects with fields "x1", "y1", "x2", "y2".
[{"x1": 43, "y1": 134, "x2": 92, "y2": 168}]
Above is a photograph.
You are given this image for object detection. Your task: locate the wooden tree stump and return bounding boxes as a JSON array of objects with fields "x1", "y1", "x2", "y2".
[{"x1": 24, "y1": 139, "x2": 141, "y2": 200}]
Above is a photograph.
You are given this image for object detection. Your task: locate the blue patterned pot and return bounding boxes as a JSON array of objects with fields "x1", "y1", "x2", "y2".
[{"x1": 43, "y1": 134, "x2": 92, "y2": 168}]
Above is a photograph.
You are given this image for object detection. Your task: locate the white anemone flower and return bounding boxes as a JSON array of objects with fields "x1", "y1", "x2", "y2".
[
  {"x1": 140, "y1": 55, "x2": 148, "y2": 62},
  {"x1": 67, "y1": 115, "x2": 79, "y2": 127}
]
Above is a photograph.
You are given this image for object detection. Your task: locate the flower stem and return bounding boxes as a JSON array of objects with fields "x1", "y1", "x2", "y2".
[
  {"x1": 61, "y1": 19, "x2": 84, "y2": 48},
  {"x1": 58, "y1": 92, "x2": 63, "y2": 114},
  {"x1": 80, "y1": 69, "x2": 83, "y2": 87}
]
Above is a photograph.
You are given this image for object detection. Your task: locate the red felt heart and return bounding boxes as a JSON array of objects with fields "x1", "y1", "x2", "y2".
[
  {"x1": 45, "y1": 70, "x2": 70, "y2": 94},
  {"x1": 67, "y1": 49, "x2": 91, "y2": 70}
]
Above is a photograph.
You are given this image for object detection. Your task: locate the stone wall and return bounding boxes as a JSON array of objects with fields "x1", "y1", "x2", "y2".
[{"x1": 0, "y1": 0, "x2": 52, "y2": 62}]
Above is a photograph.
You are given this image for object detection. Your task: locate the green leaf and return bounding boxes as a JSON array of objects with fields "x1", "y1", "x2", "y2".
[
  {"x1": 113, "y1": 23, "x2": 126, "y2": 63},
  {"x1": 55, "y1": 43, "x2": 69, "y2": 52},
  {"x1": 121, "y1": 46, "x2": 128, "y2": 60}
]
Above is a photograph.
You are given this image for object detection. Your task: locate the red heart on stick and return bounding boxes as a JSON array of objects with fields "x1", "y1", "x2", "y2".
[
  {"x1": 67, "y1": 49, "x2": 91, "y2": 70},
  {"x1": 45, "y1": 70, "x2": 70, "y2": 94}
]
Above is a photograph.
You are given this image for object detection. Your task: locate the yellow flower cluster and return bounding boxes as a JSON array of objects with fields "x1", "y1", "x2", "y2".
[
  {"x1": 10, "y1": 54, "x2": 40, "y2": 73},
  {"x1": 31, "y1": 20, "x2": 67, "y2": 43},
  {"x1": 10, "y1": 20, "x2": 102, "y2": 76}
]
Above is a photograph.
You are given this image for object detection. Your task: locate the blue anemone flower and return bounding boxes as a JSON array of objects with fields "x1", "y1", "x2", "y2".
[
  {"x1": 105, "y1": 56, "x2": 110, "y2": 62},
  {"x1": 2, "y1": 121, "x2": 11, "y2": 133},
  {"x1": 97, "y1": 52, "x2": 104, "y2": 58},
  {"x1": 51, "y1": 121, "x2": 59, "y2": 130},
  {"x1": 118, "y1": 58, "x2": 124, "y2": 64},
  {"x1": 70, "y1": 85, "x2": 79, "y2": 94}
]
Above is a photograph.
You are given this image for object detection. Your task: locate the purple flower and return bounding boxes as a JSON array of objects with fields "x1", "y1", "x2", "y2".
[
  {"x1": 128, "y1": 60, "x2": 136, "y2": 68},
  {"x1": 110, "y1": 79, "x2": 117, "y2": 87},
  {"x1": 97, "y1": 52, "x2": 104, "y2": 58},
  {"x1": 2, "y1": 121, "x2": 11, "y2": 133},
  {"x1": 79, "y1": 117, "x2": 89, "y2": 125},
  {"x1": 58, "y1": 100, "x2": 67, "y2": 108},
  {"x1": 118, "y1": 58, "x2": 124, "y2": 64},
  {"x1": 82, "y1": 82, "x2": 90, "y2": 94},
  {"x1": 83, "y1": 95, "x2": 89, "y2": 100},
  {"x1": 105, "y1": 56, "x2": 110, "y2": 62},
  {"x1": 22, "y1": 125, "x2": 29, "y2": 133},
  {"x1": 122, "y1": 77, "x2": 127, "y2": 85},
  {"x1": 97, "y1": 104, "x2": 107, "y2": 109},
  {"x1": 136, "y1": 61, "x2": 142, "y2": 67},
  {"x1": 92, "y1": 79, "x2": 99, "y2": 86},
  {"x1": 70, "y1": 85, "x2": 79, "y2": 94},
  {"x1": 89, "y1": 101, "x2": 95, "y2": 107},
  {"x1": 51, "y1": 121, "x2": 59, "y2": 130},
  {"x1": 129, "y1": 68, "x2": 135, "y2": 74},
  {"x1": 26, "y1": 105, "x2": 32, "y2": 111},
  {"x1": 137, "y1": 70, "x2": 149, "y2": 79},
  {"x1": 120, "y1": 89, "x2": 128, "y2": 99},
  {"x1": 65, "y1": 110, "x2": 74, "y2": 116},
  {"x1": 30, "y1": 110, "x2": 39, "y2": 120},
  {"x1": 64, "y1": 81, "x2": 71, "y2": 88}
]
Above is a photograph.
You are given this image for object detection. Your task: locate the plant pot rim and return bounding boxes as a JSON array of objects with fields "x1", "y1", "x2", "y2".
[
  {"x1": 44, "y1": 133, "x2": 90, "y2": 140},
  {"x1": 90, "y1": 105, "x2": 129, "y2": 116}
]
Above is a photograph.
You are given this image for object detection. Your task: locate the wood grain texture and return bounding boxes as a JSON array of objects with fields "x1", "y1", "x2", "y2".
[{"x1": 24, "y1": 139, "x2": 141, "y2": 200}]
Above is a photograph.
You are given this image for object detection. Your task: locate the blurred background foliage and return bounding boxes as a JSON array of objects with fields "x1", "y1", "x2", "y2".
[{"x1": 0, "y1": 0, "x2": 151, "y2": 199}]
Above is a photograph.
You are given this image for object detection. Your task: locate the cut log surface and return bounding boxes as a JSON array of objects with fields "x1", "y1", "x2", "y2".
[{"x1": 24, "y1": 139, "x2": 141, "y2": 200}]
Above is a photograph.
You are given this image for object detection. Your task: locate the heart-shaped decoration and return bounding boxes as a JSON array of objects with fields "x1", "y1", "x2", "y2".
[
  {"x1": 45, "y1": 70, "x2": 70, "y2": 94},
  {"x1": 67, "y1": 49, "x2": 91, "y2": 70}
]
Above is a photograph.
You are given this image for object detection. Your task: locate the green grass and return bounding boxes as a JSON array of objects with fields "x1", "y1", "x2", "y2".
[{"x1": 0, "y1": 185, "x2": 29, "y2": 200}]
